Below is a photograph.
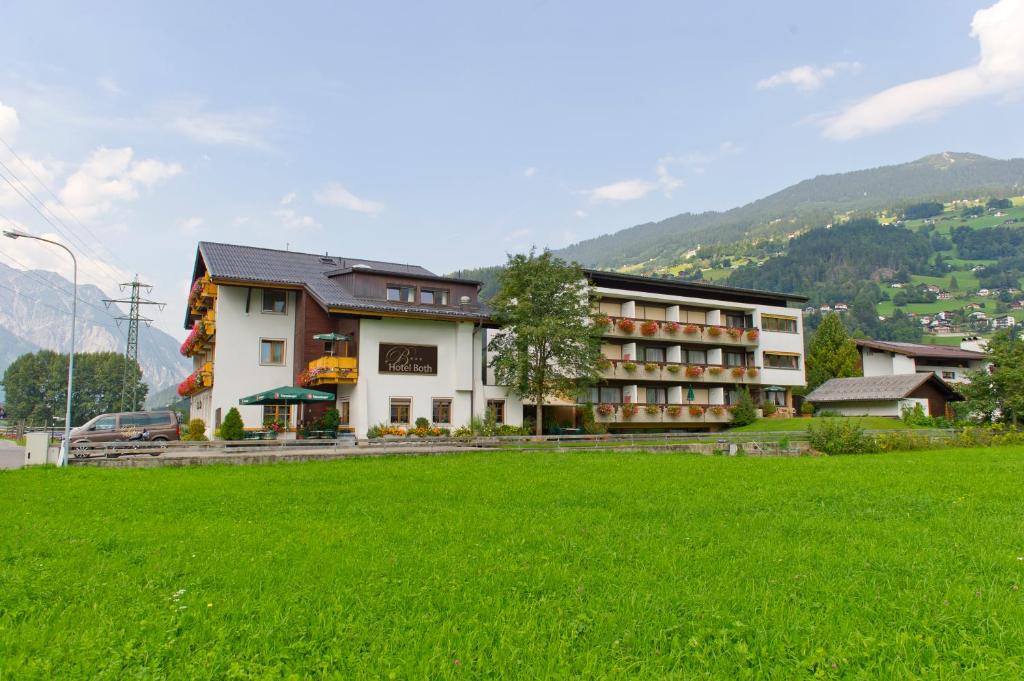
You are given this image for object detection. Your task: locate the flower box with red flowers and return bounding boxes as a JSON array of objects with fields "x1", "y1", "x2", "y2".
[
  {"x1": 639, "y1": 320, "x2": 660, "y2": 336},
  {"x1": 726, "y1": 327, "x2": 743, "y2": 340},
  {"x1": 596, "y1": 403, "x2": 616, "y2": 416},
  {"x1": 616, "y1": 318, "x2": 636, "y2": 334},
  {"x1": 731, "y1": 366, "x2": 746, "y2": 378},
  {"x1": 685, "y1": 365, "x2": 704, "y2": 378},
  {"x1": 745, "y1": 328, "x2": 760, "y2": 341},
  {"x1": 666, "y1": 405, "x2": 682, "y2": 417},
  {"x1": 688, "y1": 405, "x2": 704, "y2": 416},
  {"x1": 621, "y1": 403, "x2": 638, "y2": 418},
  {"x1": 683, "y1": 323, "x2": 700, "y2": 335},
  {"x1": 664, "y1": 321, "x2": 682, "y2": 335},
  {"x1": 707, "y1": 326, "x2": 723, "y2": 337}
]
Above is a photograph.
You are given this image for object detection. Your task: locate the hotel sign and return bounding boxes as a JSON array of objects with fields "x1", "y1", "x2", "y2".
[{"x1": 378, "y1": 343, "x2": 438, "y2": 375}]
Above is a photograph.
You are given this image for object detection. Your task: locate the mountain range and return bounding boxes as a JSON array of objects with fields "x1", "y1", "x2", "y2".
[
  {"x1": 0, "y1": 262, "x2": 190, "y2": 402},
  {"x1": 554, "y1": 152, "x2": 1024, "y2": 271}
]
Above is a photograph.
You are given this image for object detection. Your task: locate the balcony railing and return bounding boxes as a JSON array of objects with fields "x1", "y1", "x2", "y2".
[
  {"x1": 598, "y1": 360, "x2": 760, "y2": 383},
  {"x1": 177, "y1": 362, "x2": 213, "y2": 397},
  {"x1": 299, "y1": 356, "x2": 358, "y2": 387},
  {"x1": 593, "y1": 402, "x2": 733, "y2": 425},
  {"x1": 188, "y1": 274, "x2": 217, "y2": 316},
  {"x1": 593, "y1": 317, "x2": 759, "y2": 346}
]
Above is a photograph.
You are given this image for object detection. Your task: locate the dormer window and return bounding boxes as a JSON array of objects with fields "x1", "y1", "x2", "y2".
[
  {"x1": 386, "y1": 285, "x2": 415, "y2": 303},
  {"x1": 421, "y1": 288, "x2": 449, "y2": 306}
]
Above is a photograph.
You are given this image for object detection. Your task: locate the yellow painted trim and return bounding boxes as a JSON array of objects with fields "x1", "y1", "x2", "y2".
[
  {"x1": 761, "y1": 314, "x2": 798, "y2": 321},
  {"x1": 210, "y1": 277, "x2": 304, "y2": 290},
  {"x1": 763, "y1": 351, "x2": 801, "y2": 356}
]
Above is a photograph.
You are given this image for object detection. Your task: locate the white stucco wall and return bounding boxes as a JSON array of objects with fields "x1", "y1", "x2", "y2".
[
  {"x1": 197, "y1": 285, "x2": 298, "y2": 435},
  {"x1": 753, "y1": 306, "x2": 805, "y2": 388},
  {"x1": 818, "y1": 400, "x2": 901, "y2": 417}
]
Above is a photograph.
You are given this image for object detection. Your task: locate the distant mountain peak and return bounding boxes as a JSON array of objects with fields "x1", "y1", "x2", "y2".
[{"x1": 915, "y1": 151, "x2": 995, "y2": 168}]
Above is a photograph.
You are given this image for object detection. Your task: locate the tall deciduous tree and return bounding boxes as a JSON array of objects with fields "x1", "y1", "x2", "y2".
[
  {"x1": 488, "y1": 249, "x2": 602, "y2": 435},
  {"x1": 959, "y1": 329, "x2": 1023, "y2": 425},
  {"x1": 805, "y1": 313, "x2": 860, "y2": 391},
  {"x1": 1, "y1": 351, "x2": 147, "y2": 426}
]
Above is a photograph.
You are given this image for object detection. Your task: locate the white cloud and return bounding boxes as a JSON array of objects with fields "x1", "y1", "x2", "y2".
[
  {"x1": 523, "y1": 166, "x2": 538, "y2": 178},
  {"x1": 177, "y1": 217, "x2": 203, "y2": 235},
  {"x1": 314, "y1": 183, "x2": 385, "y2": 215},
  {"x1": 574, "y1": 209, "x2": 588, "y2": 218},
  {"x1": 757, "y1": 62, "x2": 861, "y2": 91},
  {"x1": 52, "y1": 146, "x2": 182, "y2": 220},
  {"x1": 97, "y1": 77, "x2": 123, "y2": 95},
  {"x1": 0, "y1": 100, "x2": 19, "y2": 138},
  {"x1": 274, "y1": 208, "x2": 320, "y2": 229},
  {"x1": 171, "y1": 107, "x2": 274, "y2": 148},
  {"x1": 583, "y1": 178, "x2": 658, "y2": 202},
  {"x1": 279, "y1": 192, "x2": 296, "y2": 206},
  {"x1": 824, "y1": 0, "x2": 1024, "y2": 139}
]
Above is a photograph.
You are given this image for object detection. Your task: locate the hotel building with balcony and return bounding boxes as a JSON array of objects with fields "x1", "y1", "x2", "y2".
[
  {"x1": 581, "y1": 271, "x2": 808, "y2": 430},
  {"x1": 180, "y1": 242, "x2": 522, "y2": 438}
]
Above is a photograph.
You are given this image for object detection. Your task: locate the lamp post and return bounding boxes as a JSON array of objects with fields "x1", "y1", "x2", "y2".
[{"x1": 3, "y1": 229, "x2": 77, "y2": 466}]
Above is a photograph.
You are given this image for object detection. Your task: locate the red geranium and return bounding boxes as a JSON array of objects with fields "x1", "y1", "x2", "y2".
[
  {"x1": 617, "y1": 318, "x2": 636, "y2": 334},
  {"x1": 640, "y1": 320, "x2": 660, "y2": 336}
]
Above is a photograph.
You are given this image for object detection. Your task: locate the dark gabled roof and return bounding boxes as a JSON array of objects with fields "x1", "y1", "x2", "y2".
[
  {"x1": 186, "y1": 242, "x2": 490, "y2": 328},
  {"x1": 806, "y1": 373, "x2": 963, "y2": 403},
  {"x1": 855, "y1": 339, "x2": 987, "y2": 361},
  {"x1": 584, "y1": 269, "x2": 808, "y2": 307}
]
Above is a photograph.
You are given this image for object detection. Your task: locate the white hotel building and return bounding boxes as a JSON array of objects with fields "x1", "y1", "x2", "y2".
[{"x1": 180, "y1": 243, "x2": 808, "y2": 437}]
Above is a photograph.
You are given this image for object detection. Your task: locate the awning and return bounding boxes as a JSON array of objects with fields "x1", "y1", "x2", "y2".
[
  {"x1": 763, "y1": 386, "x2": 785, "y2": 392},
  {"x1": 313, "y1": 332, "x2": 351, "y2": 342},
  {"x1": 239, "y1": 386, "x2": 335, "y2": 406}
]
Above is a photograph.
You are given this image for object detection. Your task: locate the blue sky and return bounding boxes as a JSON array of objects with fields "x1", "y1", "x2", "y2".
[{"x1": 1, "y1": 0, "x2": 1022, "y2": 338}]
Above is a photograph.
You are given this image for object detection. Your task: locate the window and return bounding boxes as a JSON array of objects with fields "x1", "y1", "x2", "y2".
[
  {"x1": 421, "y1": 288, "x2": 449, "y2": 305},
  {"x1": 725, "y1": 351, "x2": 746, "y2": 367},
  {"x1": 599, "y1": 386, "x2": 622, "y2": 404},
  {"x1": 764, "y1": 389, "x2": 786, "y2": 406},
  {"x1": 390, "y1": 398, "x2": 411, "y2": 425},
  {"x1": 215, "y1": 408, "x2": 222, "y2": 429},
  {"x1": 646, "y1": 387, "x2": 667, "y2": 404},
  {"x1": 260, "y1": 339, "x2": 286, "y2": 365},
  {"x1": 643, "y1": 346, "x2": 665, "y2": 362},
  {"x1": 762, "y1": 315, "x2": 798, "y2": 333},
  {"x1": 684, "y1": 348, "x2": 707, "y2": 364},
  {"x1": 724, "y1": 388, "x2": 742, "y2": 406},
  {"x1": 263, "y1": 405, "x2": 292, "y2": 429},
  {"x1": 386, "y1": 285, "x2": 416, "y2": 303},
  {"x1": 120, "y1": 414, "x2": 145, "y2": 428},
  {"x1": 432, "y1": 398, "x2": 452, "y2": 424},
  {"x1": 262, "y1": 289, "x2": 287, "y2": 314},
  {"x1": 486, "y1": 399, "x2": 505, "y2": 424},
  {"x1": 726, "y1": 313, "x2": 749, "y2": 328},
  {"x1": 941, "y1": 370, "x2": 956, "y2": 380},
  {"x1": 763, "y1": 353, "x2": 800, "y2": 370},
  {"x1": 92, "y1": 416, "x2": 116, "y2": 431},
  {"x1": 339, "y1": 401, "x2": 350, "y2": 425}
]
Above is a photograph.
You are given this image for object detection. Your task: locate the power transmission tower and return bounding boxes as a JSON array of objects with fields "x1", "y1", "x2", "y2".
[{"x1": 103, "y1": 276, "x2": 165, "y2": 411}]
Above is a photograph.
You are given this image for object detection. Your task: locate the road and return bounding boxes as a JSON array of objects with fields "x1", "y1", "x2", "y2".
[{"x1": 0, "y1": 439, "x2": 23, "y2": 470}]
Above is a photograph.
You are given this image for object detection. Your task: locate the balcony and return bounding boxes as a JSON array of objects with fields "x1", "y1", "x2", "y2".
[
  {"x1": 598, "y1": 360, "x2": 761, "y2": 384},
  {"x1": 300, "y1": 356, "x2": 358, "y2": 387},
  {"x1": 593, "y1": 403, "x2": 733, "y2": 426},
  {"x1": 177, "y1": 362, "x2": 213, "y2": 397},
  {"x1": 180, "y1": 317, "x2": 216, "y2": 358},
  {"x1": 188, "y1": 274, "x2": 218, "y2": 316},
  {"x1": 593, "y1": 317, "x2": 760, "y2": 346}
]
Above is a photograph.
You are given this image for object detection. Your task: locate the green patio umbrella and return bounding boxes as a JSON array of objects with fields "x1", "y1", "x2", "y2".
[
  {"x1": 687, "y1": 384, "x2": 695, "y2": 402},
  {"x1": 312, "y1": 333, "x2": 351, "y2": 342},
  {"x1": 239, "y1": 386, "x2": 335, "y2": 406}
]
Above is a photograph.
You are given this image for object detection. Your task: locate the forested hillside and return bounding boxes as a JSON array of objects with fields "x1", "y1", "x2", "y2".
[{"x1": 554, "y1": 152, "x2": 1024, "y2": 271}]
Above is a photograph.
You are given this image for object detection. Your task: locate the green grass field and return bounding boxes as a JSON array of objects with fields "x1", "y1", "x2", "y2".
[
  {"x1": 729, "y1": 416, "x2": 913, "y2": 432},
  {"x1": 3, "y1": 449, "x2": 1024, "y2": 678}
]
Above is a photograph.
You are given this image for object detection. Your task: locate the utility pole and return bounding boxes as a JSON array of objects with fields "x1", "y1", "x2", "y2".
[{"x1": 104, "y1": 275, "x2": 165, "y2": 411}]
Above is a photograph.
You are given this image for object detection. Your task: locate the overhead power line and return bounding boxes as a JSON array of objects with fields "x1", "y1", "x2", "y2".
[{"x1": 103, "y1": 276, "x2": 166, "y2": 410}]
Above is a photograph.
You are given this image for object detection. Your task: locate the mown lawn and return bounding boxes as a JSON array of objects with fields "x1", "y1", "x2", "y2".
[{"x1": 3, "y1": 449, "x2": 1024, "y2": 678}]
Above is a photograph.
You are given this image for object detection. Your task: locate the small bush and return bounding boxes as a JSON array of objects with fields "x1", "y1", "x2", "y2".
[
  {"x1": 183, "y1": 418, "x2": 209, "y2": 442},
  {"x1": 730, "y1": 388, "x2": 757, "y2": 426},
  {"x1": 800, "y1": 401, "x2": 815, "y2": 416},
  {"x1": 415, "y1": 416, "x2": 430, "y2": 430},
  {"x1": 762, "y1": 402, "x2": 778, "y2": 417},
  {"x1": 219, "y1": 408, "x2": 244, "y2": 440},
  {"x1": 807, "y1": 419, "x2": 876, "y2": 455},
  {"x1": 319, "y1": 408, "x2": 341, "y2": 432},
  {"x1": 581, "y1": 403, "x2": 608, "y2": 434}
]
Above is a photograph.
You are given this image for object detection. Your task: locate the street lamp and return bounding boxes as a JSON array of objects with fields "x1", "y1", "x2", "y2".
[{"x1": 3, "y1": 229, "x2": 77, "y2": 466}]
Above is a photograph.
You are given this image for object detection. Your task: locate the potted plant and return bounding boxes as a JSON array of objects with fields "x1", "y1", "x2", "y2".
[
  {"x1": 666, "y1": 364, "x2": 682, "y2": 374},
  {"x1": 746, "y1": 367, "x2": 759, "y2": 378},
  {"x1": 666, "y1": 405, "x2": 682, "y2": 417},
  {"x1": 726, "y1": 327, "x2": 743, "y2": 340},
  {"x1": 709, "y1": 405, "x2": 726, "y2": 416},
  {"x1": 265, "y1": 421, "x2": 284, "y2": 439},
  {"x1": 664, "y1": 321, "x2": 682, "y2": 335},
  {"x1": 688, "y1": 405, "x2": 704, "y2": 416},
  {"x1": 617, "y1": 318, "x2": 636, "y2": 334},
  {"x1": 731, "y1": 366, "x2": 746, "y2": 378},
  {"x1": 708, "y1": 366, "x2": 724, "y2": 376},
  {"x1": 707, "y1": 326, "x2": 723, "y2": 337},
  {"x1": 596, "y1": 403, "x2": 616, "y2": 416},
  {"x1": 593, "y1": 314, "x2": 612, "y2": 329},
  {"x1": 596, "y1": 356, "x2": 612, "y2": 370},
  {"x1": 746, "y1": 328, "x2": 760, "y2": 341},
  {"x1": 640, "y1": 320, "x2": 660, "y2": 336},
  {"x1": 622, "y1": 361, "x2": 638, "y2": 374},
  {"x1": 685, "y1": 365, "x2": 704, "y2": 378},
  {"x1": 645, "y1": 404, "x2": 660, "y2": 415},
  {"x1": 644, "y1": 362, "x2": 659, "y2": 373},
  {"x1": 621, "y1": 403, "x2": 638, "y2": 418},
  {"x1": 684, "y1": 323, "x2": 700, "y2": 335}
]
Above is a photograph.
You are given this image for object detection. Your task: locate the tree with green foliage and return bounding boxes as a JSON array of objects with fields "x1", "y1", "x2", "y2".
[
  {"x1": 959, "y1": 329, "x2": 1024, "y2": 425},
  {"x1": 949, "y1": 274, "x2": 959, "y2": 291},
  {"x1": 903, "y1": 201, "x2": 944, "y2": 220},
  {"x1": 806, "y1": 314, "x2": 861, "y2": 391},
  {"x1": 488, "y1": 249, "x2": 603, "y2": 436},
  {"x1": 987, "y1": 197, "x2": 1012, "y2": 210},
  {"x1": 1, "y1": 350, "x2": 147, "y2": 426},
  {"x1": 183, "y1": 419, "x2": 208, "y2": 441},
  {"x1": 730, "y1": 388, "x2": 757, "y2": 426},
  {"x1": 219, "y1": 408, "x2": 245, "y2": 440}
]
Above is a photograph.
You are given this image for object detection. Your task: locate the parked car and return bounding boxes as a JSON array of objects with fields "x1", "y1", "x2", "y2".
[{"x1": 69, "y1": 410, "x2": 182, "y2": 444}]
